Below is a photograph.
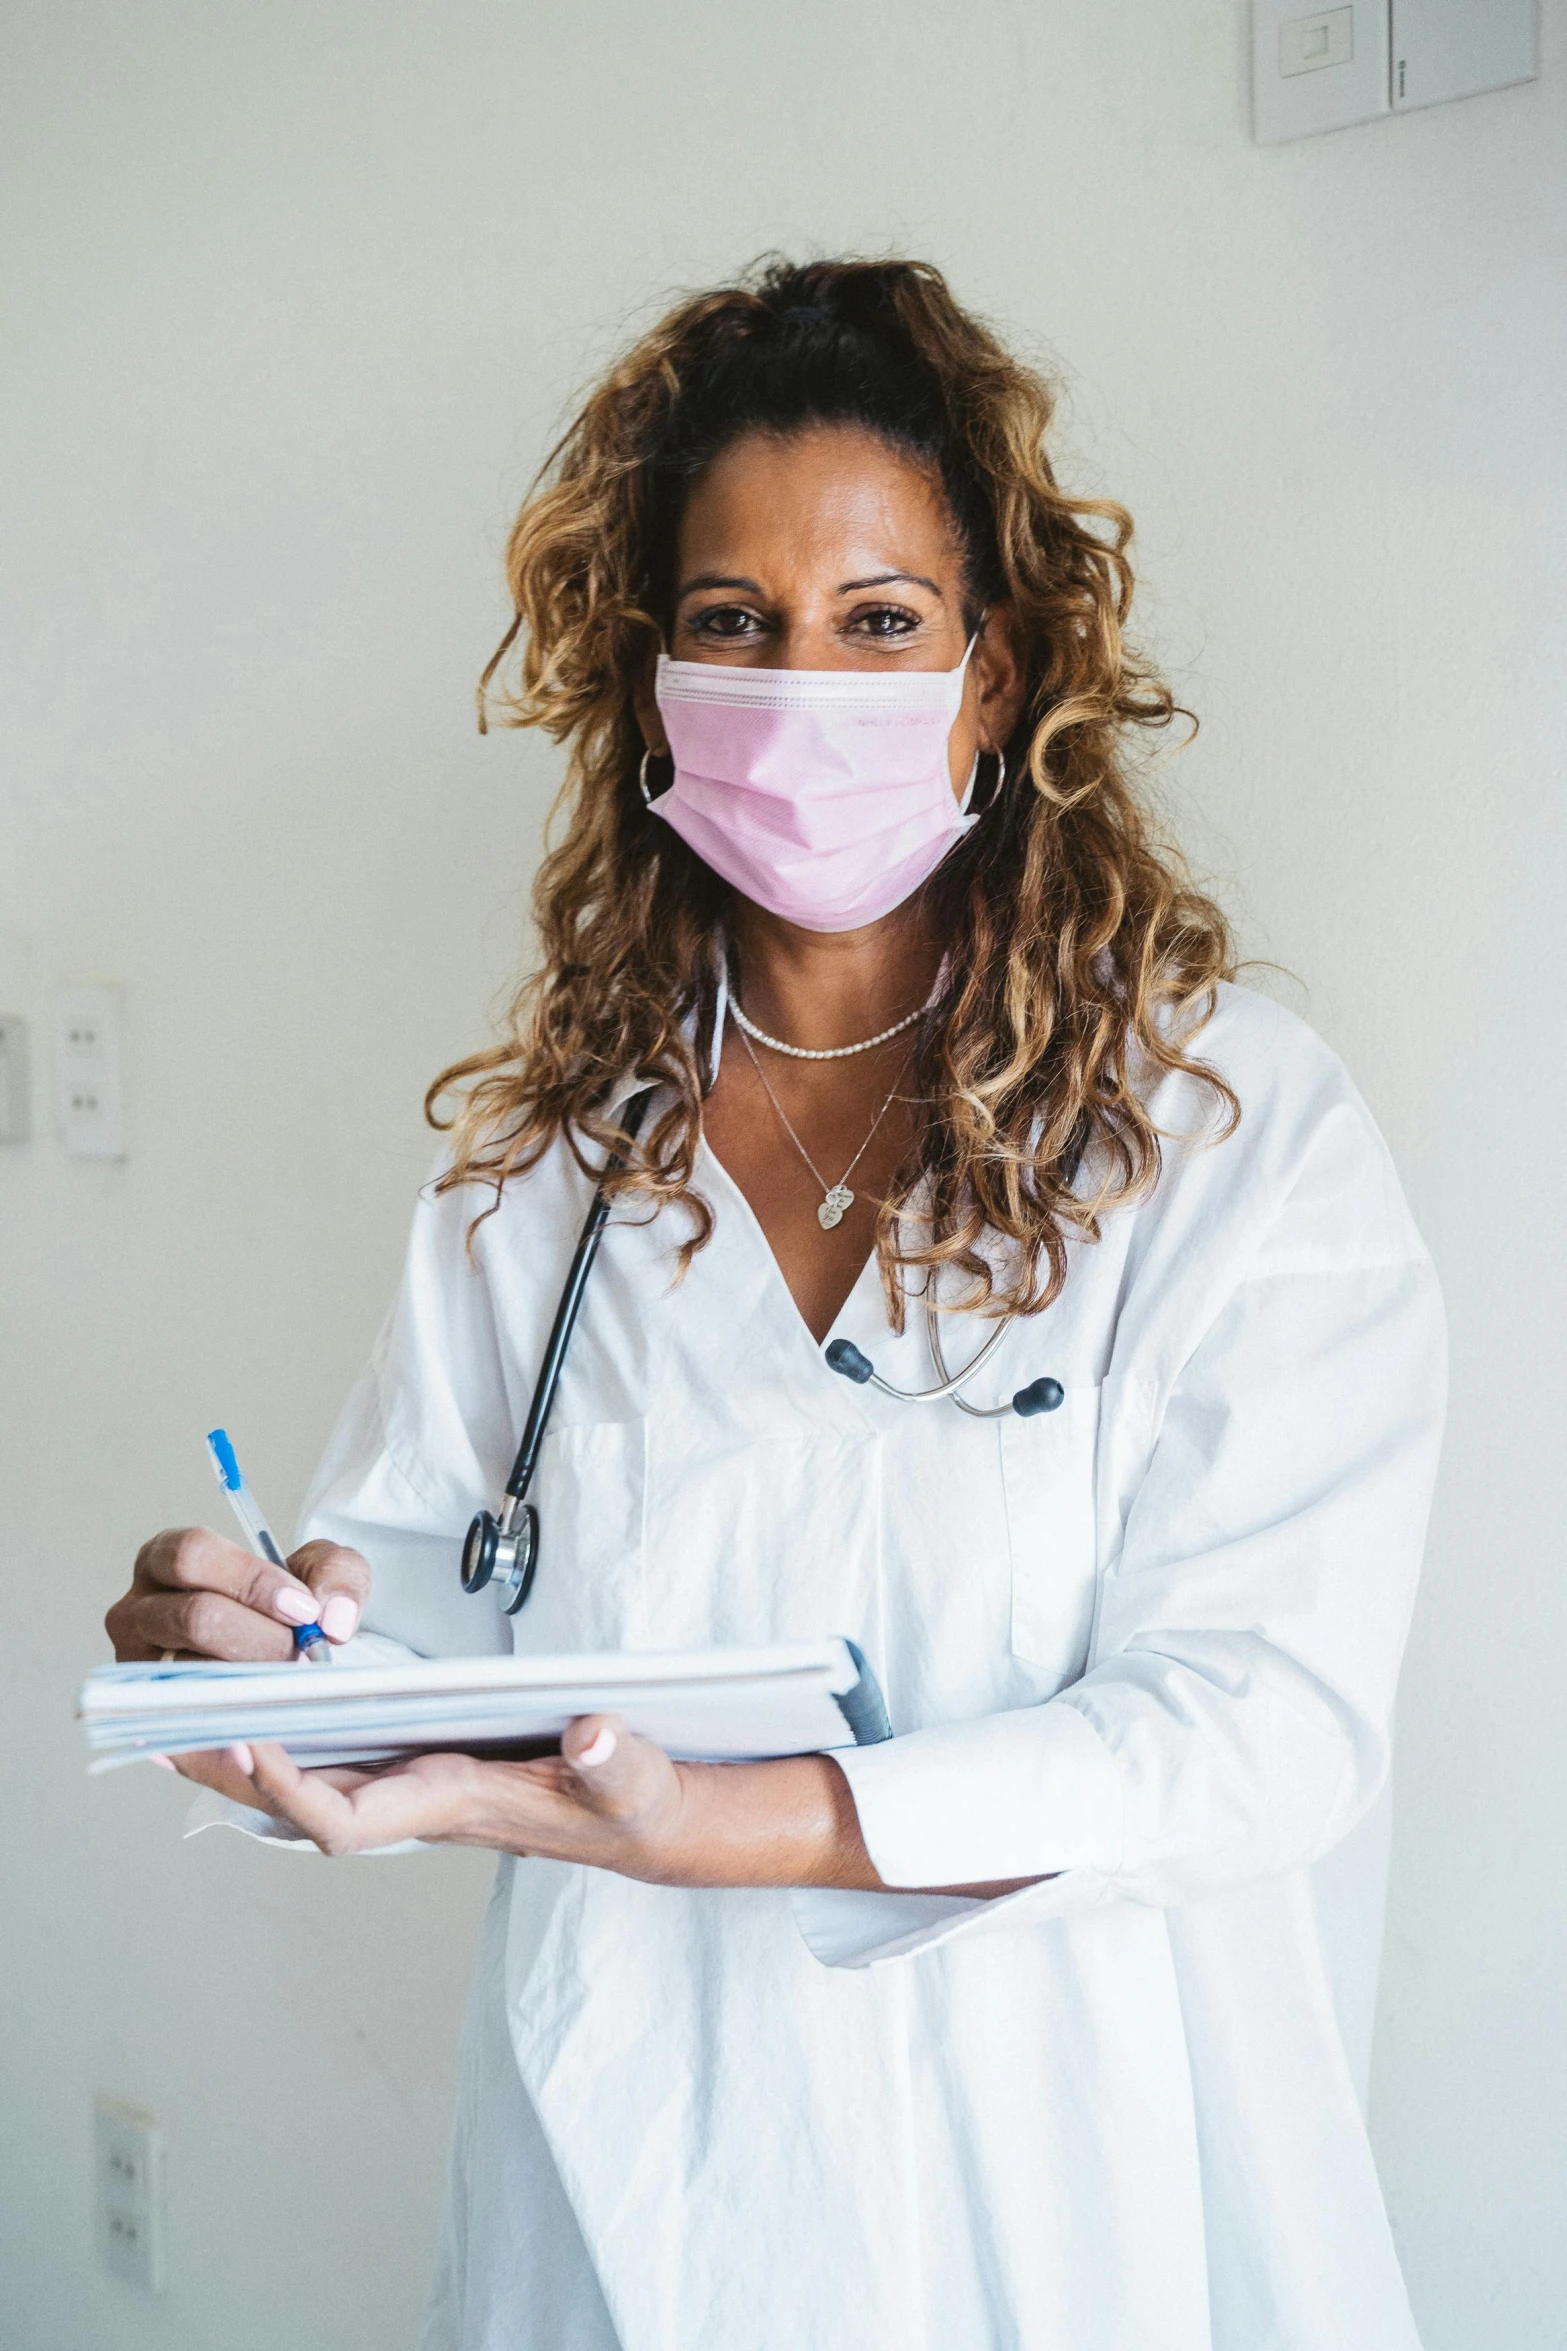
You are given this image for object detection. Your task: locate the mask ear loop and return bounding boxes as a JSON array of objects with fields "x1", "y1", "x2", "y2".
[{"x1": 954, "y1": 620, "x2": 1004, "y2": 813}]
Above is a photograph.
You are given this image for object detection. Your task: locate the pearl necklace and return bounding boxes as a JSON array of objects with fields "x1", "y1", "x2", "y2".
[{"x1": 728, "y1": 993, "x2": 930, "y2": 1061}]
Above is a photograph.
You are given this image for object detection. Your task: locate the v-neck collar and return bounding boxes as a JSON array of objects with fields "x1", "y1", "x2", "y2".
[
  {"x1": 697, "y1": 1129, "x2": 887, "y2": 1383},
  {"x1": 604, "y1": 966, "x2": 892, "y2": 1394}
]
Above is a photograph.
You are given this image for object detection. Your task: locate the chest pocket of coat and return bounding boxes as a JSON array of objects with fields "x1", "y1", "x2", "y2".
[
  {"x1": 1000, "y1": 1383, "x2": 1101, "y2": 1684},
  {"x1": 510, "y1": 1417, "x2": 648, "y2": 1656}
]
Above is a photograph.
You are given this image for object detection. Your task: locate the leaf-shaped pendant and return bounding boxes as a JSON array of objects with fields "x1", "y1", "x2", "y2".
[{"x1": 817, "y1": 1185, "x2": 854, "y2": 1230}]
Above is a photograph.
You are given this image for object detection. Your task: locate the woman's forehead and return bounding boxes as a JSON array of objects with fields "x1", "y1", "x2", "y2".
[{"x1": 677, "y1": 425, "x2": 961, "y2": 587}]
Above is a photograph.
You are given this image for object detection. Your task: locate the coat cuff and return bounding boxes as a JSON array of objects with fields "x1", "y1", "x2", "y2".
[
  {"x1": 830, "y1": 1697, "x2": 1125, "y2": 1887},
  {"x1": 181, "y1": 1789, "x2": 426, "y2": 1854},
  {"x1": 791, "y1": 1868, "x2": 1112, "y2": 1968}
]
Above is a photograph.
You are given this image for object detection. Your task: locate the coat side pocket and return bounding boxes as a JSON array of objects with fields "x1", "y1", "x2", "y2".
[
  {"x1": 1000, "y1": 1384, "x2": 1102, "y2": 1682},
  {"x1": 510, "y1": 1416, "x2": 649, "y2": 1654}
]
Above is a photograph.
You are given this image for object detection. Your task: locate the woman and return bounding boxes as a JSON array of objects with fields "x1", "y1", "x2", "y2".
[{"x1": 108, "y1": 259, "x2": 1445, "y2": 2350}]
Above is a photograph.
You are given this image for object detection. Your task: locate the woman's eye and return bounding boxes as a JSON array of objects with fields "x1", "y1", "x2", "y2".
[
  {"x1": 847, "y1": 604, "x2": 922, "y2": 640},
  {"x1": 688, "y1": 605, "x2": 763, "y2": 639}
]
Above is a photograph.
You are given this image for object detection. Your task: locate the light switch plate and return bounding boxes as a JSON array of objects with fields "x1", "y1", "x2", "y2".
[
  {"x1": 1254, "y1": 0, "x2": 1390, "y2": 141},
  {"x1": 1391, "y1": 0, "x2": 1539, "y2": 111},
  {"x1": 57, "y1": 985, "x2": 126, "y2": 1160},
  {"x1": 1280, "y1": 6, "x2": 1355, "y2": 77},
  {"x1": 0, "y1": 1016, "x2": 29, "y2": 1142}
]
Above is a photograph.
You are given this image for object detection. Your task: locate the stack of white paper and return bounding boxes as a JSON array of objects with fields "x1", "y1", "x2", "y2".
[{"x1": 79, "y1": 1640, "x2": 892, "y2": 1772}]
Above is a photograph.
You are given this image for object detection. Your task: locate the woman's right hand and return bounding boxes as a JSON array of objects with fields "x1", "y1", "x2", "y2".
[
  {"x1": 106, "y1": 1528, "x2": 369, "y2": 1662},
  {"x1": 104, "y1": 1529, "x2": 371, "y2": 1798}
]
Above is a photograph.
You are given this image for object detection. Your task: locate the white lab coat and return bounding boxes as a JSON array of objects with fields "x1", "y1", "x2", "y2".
[{"x1": 215, "y1": 982, "x2": 1445, "y2": 2350}]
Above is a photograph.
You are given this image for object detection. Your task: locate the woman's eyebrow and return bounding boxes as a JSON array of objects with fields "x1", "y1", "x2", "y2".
[
  {"x1": 678, "y1": 572, "x2": 764, "y2": 597},
  {"x1": 838, "y1": 569, "x2": 942, "y2": 596},
  {"x1": 676, "y1": 566, "x2": 943, "y2": 597}
]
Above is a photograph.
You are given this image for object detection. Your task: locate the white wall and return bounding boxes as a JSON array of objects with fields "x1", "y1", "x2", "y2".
[{"x1": 2, "y1": 5, "x2": 1562, "y2": 2346}]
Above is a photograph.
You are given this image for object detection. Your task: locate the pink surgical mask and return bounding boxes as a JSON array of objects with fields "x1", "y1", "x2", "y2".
[{"x1": 649, "y1": 638, "x2": 980, "y2": 933}]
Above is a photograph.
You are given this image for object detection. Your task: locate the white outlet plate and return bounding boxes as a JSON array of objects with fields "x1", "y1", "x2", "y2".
[
  {"x1": 94, "y1": 2099, "x2": 165, "y2": 2293},
  {"x1": 57, "y1": 985, "x2": 125, "y2": 1159},
  {"x1": 0, "y1": 1015, "x2": 29, "y2": 1142}
]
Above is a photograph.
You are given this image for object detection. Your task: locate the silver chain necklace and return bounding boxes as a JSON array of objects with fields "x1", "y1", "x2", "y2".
[
  {"x1": 732, "y1": 1013, "x2": 911, "y2": 1230},
  {"x1": 728, "y1": 992, "x2": 930, "y2": 1061}
]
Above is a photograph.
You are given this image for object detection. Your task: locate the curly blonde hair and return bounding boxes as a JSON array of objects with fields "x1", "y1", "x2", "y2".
[{"x1": 429, "y1": 256, "x2": 1235, "y2": 1324}]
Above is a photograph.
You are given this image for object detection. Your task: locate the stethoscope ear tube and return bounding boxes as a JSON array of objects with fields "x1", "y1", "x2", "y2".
[
  {"x1": 460, "y1": 1086, "x2": 657, "y2": 1613},
  {"x1": 1011, "y1": 1376, "x2": 1065, "y2": 1418}
]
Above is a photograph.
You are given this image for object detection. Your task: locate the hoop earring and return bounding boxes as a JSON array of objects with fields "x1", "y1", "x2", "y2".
[
  {"x1": 970, "y1": 746, "x2": 1008, "y2": 815},
  {"x1": 639, "y1": 749, "x2": 676, "y2": 806}
]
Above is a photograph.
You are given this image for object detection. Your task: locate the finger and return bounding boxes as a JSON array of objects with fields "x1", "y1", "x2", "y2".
[
  {"x1": 245, "y1": 1742, "x2": 454, "y2": 1855},
  {"x1": 120, "y1": 1588, "x2": 297, "y2": 1665},
  {"x1": 137, "y1": 1526, "x2": 321, "y2": 1635},
  {"x1": 105, "y1": 1591, "x2": 181, "y2": 1662},
  {"x1": 288, "y1": 1541, "x2": 372, "y2": 1645},
  {"x1": 558, "y1": 1714, "x2": 644, "y2": 1814},
  {"x1": 240, "y1": 1742, "x2": 355, "y2": 1849},
  {"x1": 169, "y1": 1746, "x2": 277, "y2": 1803},
  {"x1": 562, "y1": 1714, "x2": 620, "y2": 1771}
]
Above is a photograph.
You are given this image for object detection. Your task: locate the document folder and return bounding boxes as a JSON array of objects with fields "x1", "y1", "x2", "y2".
[{"x1": 79, "y1": 1639, "x2": 893, "y2": 1771}]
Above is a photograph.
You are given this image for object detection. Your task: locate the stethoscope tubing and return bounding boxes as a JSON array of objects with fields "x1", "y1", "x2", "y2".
[
  {"x1": 854, "y1": 1310, "x2": 1015, "y2": 1405},
  {"x1": 500, "y1": 1087, "x2": 656, "y2": 1511},
  {"x1": 925, "y1": 1305, "x2": 1018, "y2": 1417},
  {"x1": 467, "y1": 1081, "x2": 1060, "y2": 1613}
]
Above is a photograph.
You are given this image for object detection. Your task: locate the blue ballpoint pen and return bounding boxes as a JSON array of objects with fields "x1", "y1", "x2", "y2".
[{"x1": 205, "y1": 1427, "x2": 332, "y2": 1664}]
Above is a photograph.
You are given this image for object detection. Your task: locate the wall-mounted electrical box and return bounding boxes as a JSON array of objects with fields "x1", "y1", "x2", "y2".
[{"x1": 1254, "y1": 0, "x2": 1539, "y2": 142}]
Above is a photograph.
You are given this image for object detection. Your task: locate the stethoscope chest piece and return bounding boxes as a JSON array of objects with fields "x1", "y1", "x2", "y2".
[
  {"x1": 458, "y1": 1086, "x2": 657, "y2": 1617},
  {"x1": 461, "y1": 1500, "x2": 539, "y2": 1616}
]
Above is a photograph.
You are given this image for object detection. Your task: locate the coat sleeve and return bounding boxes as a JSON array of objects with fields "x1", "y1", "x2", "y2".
[
  {"x1": 799, "y1": 1095, "x2": 1446, "y2": 1966},
  {"x1": 183, "y1": 1167, "x2": 514, "y2": 1848},
  {"x1": 293, "y1": 1164, "x2": 518, "y2": 1666}
]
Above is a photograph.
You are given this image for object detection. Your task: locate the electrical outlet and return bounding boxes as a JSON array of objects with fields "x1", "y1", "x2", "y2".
[
  {"x1": 57, "y1": 985, "x2": 125, "y2": 1159},
  {"x1": 94, "y1": 2099, "x2": 165, "y2": 2293}
]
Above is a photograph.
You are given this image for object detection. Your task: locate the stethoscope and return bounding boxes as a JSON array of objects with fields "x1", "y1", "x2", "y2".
[{"x1": 460, "y1": 1088, "x2": 1064, "y2": 1615}]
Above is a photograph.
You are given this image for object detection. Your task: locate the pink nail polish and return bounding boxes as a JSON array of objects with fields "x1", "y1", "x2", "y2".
[
  {"x1": 576, "y1": 1727, "x2": 617, "y2": 1769},
  {"x1": 320, "y1": 1595, "x2": 359, "y2": 1643},
  {"x1": 150, "y1": 1754, "x2": 177, "y2": 1772},
  {"x1": 273, "y1": 1586, "x2": 316, "y2": 1625},
  {"x1": 229, "y1": 1743, "x2": 254, "y2": 1775}
]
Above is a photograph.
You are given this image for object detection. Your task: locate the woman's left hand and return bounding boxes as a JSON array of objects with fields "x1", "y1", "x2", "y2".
[
  {"x1": 231, "y1": 1715, "x2": 695, "y2": 1875},
  {"x1": 221, "y1": 1726, "x2": 1032, "y2": 1898}
]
